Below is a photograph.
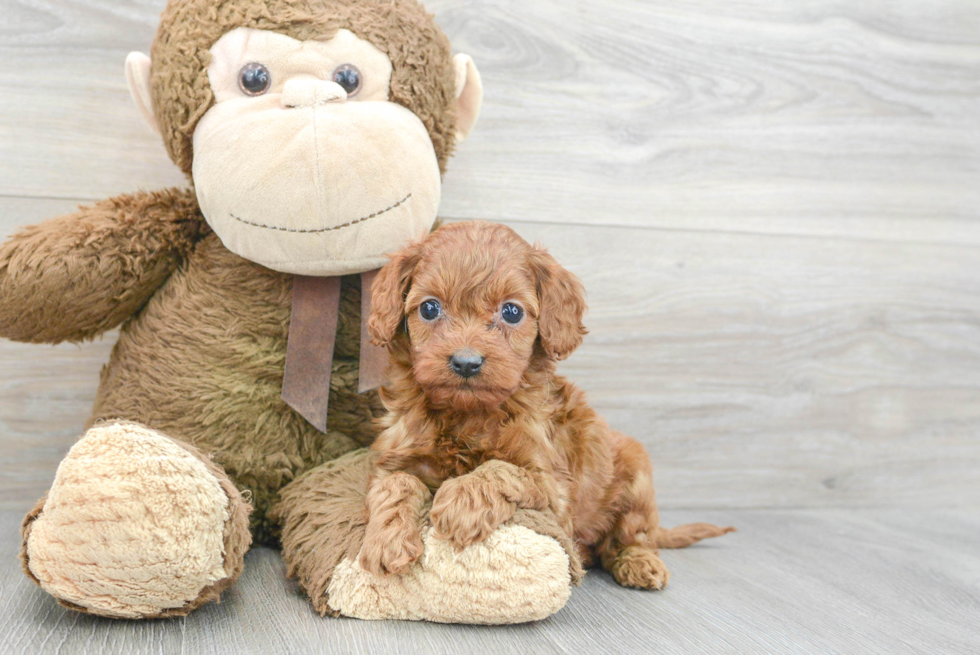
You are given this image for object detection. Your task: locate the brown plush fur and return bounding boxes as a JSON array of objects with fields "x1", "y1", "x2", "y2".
[
  {"x1": 88, "y1": 229, "x2": 384, "y2": 542},
  {"x1": 360, "y1": 222, "x2": 734, "y2": 588},
  {"x1": 1, "y1": 0, "x2": 557, "y2": 618},
  {"x1": 271, "y1": 448, "x2": 582, "y2": 616},
  {"x1": 0, "y1": 0, "x2": 461, "y2": 545},
  {"x1": 152, "y1": 0, "x2": 458, "y2": 176},
  {"x1": 0, "y1": 189, "x2": 204, "y2": 343},
  {"x1": 0, "y1": 194, "x2": 383, "y2": 544}
]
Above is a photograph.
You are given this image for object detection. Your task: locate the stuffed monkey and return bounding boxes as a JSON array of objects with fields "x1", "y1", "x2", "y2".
[{"x1": 3, "y1": 0, "x2": 579, "y2": 623}]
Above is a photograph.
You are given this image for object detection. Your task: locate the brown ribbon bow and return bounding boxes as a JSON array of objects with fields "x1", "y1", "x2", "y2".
[{"x1": 281, "y1": 270, "x2": 388, "y2": 432}]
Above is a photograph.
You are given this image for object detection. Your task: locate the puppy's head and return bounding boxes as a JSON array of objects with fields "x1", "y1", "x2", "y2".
[{"x1": 369, "y1": 221, "x2": 587, "y2": 411}]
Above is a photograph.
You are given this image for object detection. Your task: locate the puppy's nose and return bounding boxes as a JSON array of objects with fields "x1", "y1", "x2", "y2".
[{"x1": 450, "y1": 350, "x2": 484, "y2": 379}]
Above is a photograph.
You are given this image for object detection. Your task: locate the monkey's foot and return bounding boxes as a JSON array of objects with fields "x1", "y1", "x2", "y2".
[
  {"x1": 21, "y1": 421, "x2": 251, "y2": 618},
  {"x1": 334, "y1": 522, "x2": 573, "y2": 623}
]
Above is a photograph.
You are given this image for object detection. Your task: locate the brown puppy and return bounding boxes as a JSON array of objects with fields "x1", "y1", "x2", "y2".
[{"x1": 360, "y1": 221, "x2": 733, "y2": 589}]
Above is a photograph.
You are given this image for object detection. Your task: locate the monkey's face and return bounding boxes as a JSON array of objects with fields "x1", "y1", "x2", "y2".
[{"x1": 189, "y1": 28, "x2": 443, "y2": 276}]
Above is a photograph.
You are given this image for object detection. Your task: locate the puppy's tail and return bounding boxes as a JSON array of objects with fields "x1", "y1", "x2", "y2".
[{"x1": 655, "y1": 523, "x2": 735, "y2": 549}]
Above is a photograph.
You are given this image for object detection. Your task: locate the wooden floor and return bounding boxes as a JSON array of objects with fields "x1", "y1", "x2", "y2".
[
  {"x1": 1, "y1": 0, "x2": 979, "y2": 653},
  {"x1": 2, "y1": 508, "x2": 978, "y2": 655}
]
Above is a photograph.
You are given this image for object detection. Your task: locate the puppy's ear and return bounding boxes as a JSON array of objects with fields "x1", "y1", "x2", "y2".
[
  {"x1": 368, "y1": 243, "x2": 422, "y2": 347},
  {"x1": 528, "y1": 247, "x2": 588, "y2": 360}
]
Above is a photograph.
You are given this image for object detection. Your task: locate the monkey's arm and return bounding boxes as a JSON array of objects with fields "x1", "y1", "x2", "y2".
[{"x1": 0, "y1": 188, "x2": 205, "y2": 343}]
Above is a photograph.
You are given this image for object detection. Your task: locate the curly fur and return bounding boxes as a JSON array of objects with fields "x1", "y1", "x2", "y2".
[
  {"x1": 361, "y1": 221, "x2": 734, "y2": 589},
  {"x1": 271, "y1": 448, "x2": 584, "y2": 618}
]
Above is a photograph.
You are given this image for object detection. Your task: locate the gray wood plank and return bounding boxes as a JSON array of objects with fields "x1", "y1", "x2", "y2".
[
  {"x1": 2, "y1": 2, "x2": 978, "y2": 652},
  {"x1": 0, "y1": 333, "x2": 115, "y2": 510},
  {"x1": 0, "y1": 198, "x2": 88, "y2": 236},
  {"x1": 1, "y1": 0, "x2": 978, "y2": 245},
  {"x1": 518, "y1": 220, "x2": 980, "y2": 511},
  {"x1": 3, "y1": 198, "x2": 979, "y2": 510},
  {"x1": 2, "y1": 508, "x2": 978, "y2": 654},
  {"x1": 436, "y1": 0, "x2": 980, "y2": 243},
  {"x1": 0, "y1": 0, "x2": 187, "y2": 200},
  {"x1": 521, "y1": 219, "x2": 980, "y2": 510}
]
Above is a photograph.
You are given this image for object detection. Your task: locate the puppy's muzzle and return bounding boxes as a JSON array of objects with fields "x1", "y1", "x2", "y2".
[{"x1": 450, "y1": 350, "x2": 484, "y2": 379}]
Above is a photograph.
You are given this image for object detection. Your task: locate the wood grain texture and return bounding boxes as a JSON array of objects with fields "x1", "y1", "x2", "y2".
[
  {"x1": 1, "y1": 1, "x2": 979, "y2": 650},
  {"x1": 0, "y1": 0, "x2": 186, "y2": 199},
  {"x1": 3, "y1": 202, "x2": 980, "y2": 510},
  {"x1": 1, "y1": 0, "x2": 978, "y2": 244},
  {"x1": 436, "y1": 0, "x2": 980, "y2": 243},
  {"x1": 4, "y1": 194, "x2": 979, "y2": 510},
  {"x1": 504, "y1": 220, "x2": 980, "y2": 510},
  {"x1": 3, "y1": 508, "x2": 978, "y2": 655}
]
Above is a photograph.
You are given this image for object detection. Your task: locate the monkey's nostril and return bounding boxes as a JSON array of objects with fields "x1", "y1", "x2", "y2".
[
  {"x1": 450, "y1": 350, "x2": 484, "y2": 379},
  {"x1": 281, "y1": 79, "x2": 348, "y2": 108}
]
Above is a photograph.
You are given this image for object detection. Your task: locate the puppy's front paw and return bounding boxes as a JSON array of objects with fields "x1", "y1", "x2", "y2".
[
  {"x1": 359, "y1": 521, "x2": 424, "y2": 576},
  {"x1": 430, "y1": 474, "x2": 517, "y2": 549},
  {"x1": 610, "y1": 546, "x2": 670, "y2": 590}
]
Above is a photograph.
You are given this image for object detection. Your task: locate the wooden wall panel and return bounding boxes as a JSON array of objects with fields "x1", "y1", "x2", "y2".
[{"x1": 1, "y1": 1, "x2": 978, "y2": 511}]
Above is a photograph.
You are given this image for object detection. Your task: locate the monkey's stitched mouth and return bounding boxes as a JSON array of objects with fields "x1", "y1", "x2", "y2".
[{"x1": 229, "y1": 192, "x2": 411, "y2": 234}]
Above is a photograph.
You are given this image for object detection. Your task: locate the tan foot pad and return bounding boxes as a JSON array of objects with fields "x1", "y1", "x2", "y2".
[
  {"x1": 24, "y1": 422, "x2": 233, "y2": 618},
  {"x1": 329, "y1": 523, "x2": 572, "y2": 624}
]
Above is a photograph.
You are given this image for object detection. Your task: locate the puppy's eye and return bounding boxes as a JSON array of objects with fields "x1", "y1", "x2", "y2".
[
  {"x1": 332, "y1": 64, "x2": 361, "y2": 96},
  {"x1": 238, "y1": 63, "x2": 271, "y2": 96},
  {"x1": 419, "y1": 299, "x2": 442, "y2": 322},
  {"x1": 501, "y1": 302, "x2": 524, "y2": 325}
]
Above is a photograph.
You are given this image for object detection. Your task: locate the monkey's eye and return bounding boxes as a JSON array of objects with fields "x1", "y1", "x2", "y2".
[
  {"x1": 238, "y1": 63, "x2": 271, "y2": 96},
  {"x1": 332, "y1": 64, "x2": 361, "y2": 96},
  {"x1": 501, "y1": 303, "x2": 524, "y2": 325},
  {"x1": 419, "y1": 299, "x2": 442, "y2": 322}
]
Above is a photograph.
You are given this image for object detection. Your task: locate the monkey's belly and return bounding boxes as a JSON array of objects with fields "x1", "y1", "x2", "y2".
[{"x1": 89, "y1": 234, "x2": 383, "y2": 543}]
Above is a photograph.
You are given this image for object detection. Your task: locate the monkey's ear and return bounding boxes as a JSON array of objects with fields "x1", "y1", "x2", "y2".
[
  {"x1": 125, "y1": 52, "x2": 159, "y2": 135},
  {"x1": 529, "y1": 247, "x2": 588, "y2": 361},
  {"x1": 452, "y1": 54, "x2": 482, "y2": 144},
  {"x1": 368, "y1": 243, "x2": 423, "y2": 347}
]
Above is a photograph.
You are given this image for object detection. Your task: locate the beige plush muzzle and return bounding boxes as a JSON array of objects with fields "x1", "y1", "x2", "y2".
[
  {"x1": 189, "y1": 27, "x2": 442, "y2": 276},
  {"x1": 193, "y1": 97, "x2": 440, "y2": 275}
]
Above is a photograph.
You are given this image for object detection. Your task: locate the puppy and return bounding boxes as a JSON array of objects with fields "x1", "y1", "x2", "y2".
[{"x1": 359, "y1": 221, "x2": 732, "y2": 589}]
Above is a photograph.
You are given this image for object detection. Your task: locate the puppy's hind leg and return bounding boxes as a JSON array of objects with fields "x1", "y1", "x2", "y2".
[
  {"x1": 595, "y1": 433, "x2": 735, "y2": 589},
  {"x1": 594, "y1": 434, "x2": 672, "y2": 590}
]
